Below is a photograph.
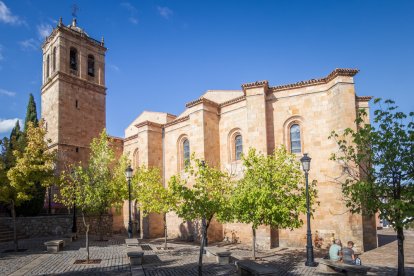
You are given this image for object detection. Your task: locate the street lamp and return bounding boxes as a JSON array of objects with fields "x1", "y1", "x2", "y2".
[
  {"x1": 300, "y1": 153, "x2": 317, "y2": 267},
  {"x1": 125, "y1": 165, "x2": 133, "y2": 238},
  {"x1": 71, "y1": 169, "x2": 77, "y2": 234}
]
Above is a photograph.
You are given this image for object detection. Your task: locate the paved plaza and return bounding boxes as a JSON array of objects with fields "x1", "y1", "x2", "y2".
[{"x1": 0, "y1": 229, "x2": 413, "y2": 275}]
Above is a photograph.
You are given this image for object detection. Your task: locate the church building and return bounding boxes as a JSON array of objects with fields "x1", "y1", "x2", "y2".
[{"x1": 41, "y1": 19, "x2": 377, "y2": 251}]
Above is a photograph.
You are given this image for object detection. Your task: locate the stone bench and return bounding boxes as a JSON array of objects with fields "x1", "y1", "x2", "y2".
[
  {"x1": 205, "y1": 246, "x2": 232, "y2": 264},
  {"x1": 127, "y1": 250, "x2": 145, "y2": 266},
  {"x1": 318, "y1": 259, "x2": 370, "y2": 275},
  {"x1": 125, "y1": 238, "x2": 140, "y2": 247},
  {"x1": 235, "y1": 260, "x2": 277, "y2": 276},
  {"x1": 44, "y1": 240, "x2": 64, "y2": 253}
]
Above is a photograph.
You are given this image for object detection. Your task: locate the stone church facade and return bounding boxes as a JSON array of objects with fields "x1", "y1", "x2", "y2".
[{"x1": 41, "y1": 19, "x2": 377, "y2": 251}]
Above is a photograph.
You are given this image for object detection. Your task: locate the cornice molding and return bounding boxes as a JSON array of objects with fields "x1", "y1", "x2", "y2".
[
  {"x1": 135, "y1": 120, "x2": 163, "y2": 129},
  {"x1": 219, "y1": 96, "x2": 246, "y2": 108},
  {"x1": 356, "y1": 96, "x2": 373, "y2": 101},
  {"x1": 163, "y1": 115, "x2": 190, "y2": 128},
  {"x1": 41, "y1": 71, "x2": 107, "y2": 95},
  {"x1": 42, "y1": 25, "x2": 106, "y2": 51},
  {"x1": 185, "y1": 97, "x2": 220, "y2": 109},
  {"x1": 124, "y1": 134, "x2": 138, "y2": 142},
  {"x1": 241, "y1": 80, "x2": 269, "y2": 90},
  {"x1": 269, "y1": 68, "x2": 359, "y2": 92}
]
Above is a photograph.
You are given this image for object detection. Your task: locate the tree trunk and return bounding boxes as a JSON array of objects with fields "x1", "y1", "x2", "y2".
[
  {"x1": 11, "y1": 200, "x2": 18, "y2": 252},
  {"x1": 198, "y1": 217, "x2": 207, "y2": 276},
  {"x1": 82, "y1": 212, "x2": 90, "y2": 262},
  {"x1": 397, "y1": 226, "x2": 405, "y2": 276},
  {"x1": 252, "y1": 227, "x2": 256, "y2": 260},
  {"x1": 164, "y1": 213, "x2": 168, "y2": 249}
]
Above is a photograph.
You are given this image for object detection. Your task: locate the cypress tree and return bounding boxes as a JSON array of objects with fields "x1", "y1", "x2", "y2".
[{"x1": 24, "y1": 93, "x2": 38, "y2": 130}]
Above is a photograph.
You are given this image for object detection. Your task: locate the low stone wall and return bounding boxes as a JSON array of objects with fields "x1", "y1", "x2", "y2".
[
  {"x1": 0, "y1": 215, "x2": 72, "y2": 237},
  {"x1": 0, "y1": 214, "x2": 113, "y2": 238},
  {"x1": 76, "y1": 214, "x2": 113, "y2": 236}
]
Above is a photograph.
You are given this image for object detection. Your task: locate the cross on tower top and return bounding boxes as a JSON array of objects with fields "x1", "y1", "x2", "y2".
[{"x1": 71, "y1": 3, "x2": 79, "y2": 19}]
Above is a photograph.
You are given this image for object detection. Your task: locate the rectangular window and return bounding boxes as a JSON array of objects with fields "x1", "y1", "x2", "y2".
[{"x1": 75, "y1": 100, "x2": 79, "y2": 109}]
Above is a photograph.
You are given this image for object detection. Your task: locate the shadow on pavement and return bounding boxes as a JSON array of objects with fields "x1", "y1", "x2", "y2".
[{"x1": 378, "y1": 233, "x2": 397, "y2": 247}]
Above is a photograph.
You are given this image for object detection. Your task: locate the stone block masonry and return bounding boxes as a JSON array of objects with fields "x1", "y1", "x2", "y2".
[{"x1": 0, "y1": 214, "x2": 113, "y2": 238}]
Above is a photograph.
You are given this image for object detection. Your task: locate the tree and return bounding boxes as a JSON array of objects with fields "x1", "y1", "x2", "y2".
[
  {"x1": 133, "y1": 166, "x2": 176, "y2": 249},
  {"x1": 24, "y1": 93, "x2": 39, "y2": 130},
  {"x1": 329, "y1": 99, "x2": 413, "y2": 276},
  {"x1": 169, "y1": 156, "x2": 233, "y2": 275},
  {"x1": 13, "y1": 94, "x2": 44, "y2": 216},
  {"x1": 0, "y1": 121, "x2": 56, "y2": 251},
  {"x1": 56, "y1": 130, "x2": 128, "y2": 261},
  {"x1": 230, "y1": 147, "x2": 317, "y2": 259}
]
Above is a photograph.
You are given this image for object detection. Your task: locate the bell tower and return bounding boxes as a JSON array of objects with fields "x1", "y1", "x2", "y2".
[{"x1": 41, "y1": 18, "x2": 107, "y2": 170}]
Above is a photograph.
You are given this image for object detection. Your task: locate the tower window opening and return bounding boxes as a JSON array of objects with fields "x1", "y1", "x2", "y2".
[
  {"x1": 46, "y1": 55, "x2": 50, "y2": 78},
  {"x1": 87, "y1": 55, "x2": 95, "y2": 77},
  {"x1": 76, "y1": 147, "x2": 79, "y2": 153},
  {"x1": 75, "y1": 99, "x2": 79, "y2": 109},
  {"x1": 70, "y1": 47, "x2": 78, "y2": 71},
  {"x1": 52, "y1": 47, "x2": 56, "y2": 72}
]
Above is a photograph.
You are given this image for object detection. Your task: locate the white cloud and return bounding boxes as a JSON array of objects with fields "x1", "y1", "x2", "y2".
[
  {"x1": 129, "y1": 17, "x2": 138, "y2": 25},
  {"x1": 121, "y1": 2, "x2": 138, "y2": 25},
  {"x1": 0, "y1": 88, "x2": 16, "y2": 97},
  {"x1": 157, "y1": 6, "x2": 173, "y2": 19},
  {"x1": 108, "y1": 64, "x2": 120, "y2": 72},
  {"x1": 0, "y1": 1, "x2": 24, "y2": 25},
  {"x1": 0, "y1": 118, "x2": 22, "y2": 133},
  {"x1": 19, "y1": 38, "x2": 38, "y2": 50},
  {"x1": 37, "y1": 23, "x2": 52, "y2": 39}
]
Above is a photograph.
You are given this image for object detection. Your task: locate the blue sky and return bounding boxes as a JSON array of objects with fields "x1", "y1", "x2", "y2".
[{"x1": 0, "y1": 0, "x2": 413, "y2": 138}]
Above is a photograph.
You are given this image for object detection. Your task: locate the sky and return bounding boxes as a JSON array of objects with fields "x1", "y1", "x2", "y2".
[{"x1": 0, "y1": 0, "x2": 413, "y2": 138}]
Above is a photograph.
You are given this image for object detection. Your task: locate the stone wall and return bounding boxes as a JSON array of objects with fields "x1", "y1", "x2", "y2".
[
  {"x1": 76, "y1": 214, "x2": 113, "y2": 236},
  {"x1": 0, "y1": 214, "x2": 113, "y2": 238},
  {"x1": 0, "y1": 215, "x2": 71, "y2": 238}
]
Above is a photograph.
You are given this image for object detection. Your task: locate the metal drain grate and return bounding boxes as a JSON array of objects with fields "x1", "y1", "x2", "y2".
[{"x1": 140, "y1": 244, "x2": 153, "y2": 251}]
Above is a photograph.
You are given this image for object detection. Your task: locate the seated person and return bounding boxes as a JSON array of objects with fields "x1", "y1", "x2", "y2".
[
  {"x1": 329, "y1": 239, "x2": 342, "y2": 261},
  {"x1": 342, "y1": 241, "x2": 356, "y2": 265}
]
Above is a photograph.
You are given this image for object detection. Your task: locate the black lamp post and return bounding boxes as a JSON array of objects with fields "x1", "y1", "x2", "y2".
[
  {"x1": 300, "y1": 153, "x2": 317, "y2": 267},
  {"x1": 125, "y1": 165, "x2": 133, "y2": 238},
  {"x1": 71, "y1": 170, "x2": 77, "y2": 234}
]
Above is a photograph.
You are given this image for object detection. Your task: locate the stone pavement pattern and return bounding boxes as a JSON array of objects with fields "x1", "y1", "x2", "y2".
[{"x1": 0, "y1": 230, "x2": 413, "y2": 275}]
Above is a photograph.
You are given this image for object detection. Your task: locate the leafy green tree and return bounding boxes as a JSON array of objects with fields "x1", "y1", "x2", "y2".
[
  {"x1": 0, "y1": 122, "x2": 56, "y2": 251},
  {"x1": 17, "y1": 93, "x2": 44, "y2": 216},
  {"x1": 231, "y1": 147, "x2": 317, "y2": 259},
  {"x1": 169, "y1": 156, "x2": 233, "y2": 275},
  {"x1": 56, "y1": 130, "x2": 128, "y2": 261},
  {"x1": 133, "y1": 166, "x2": 176, "y2": 249},
  {"x1": 329, "y1": 99, "x2": 413, "y2": 276}
]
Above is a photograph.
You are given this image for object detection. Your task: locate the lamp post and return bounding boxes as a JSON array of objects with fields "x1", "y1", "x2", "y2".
[
  {"x1": 300, "y1": 153, "x2": 316, "y2": 267},
  {"x1": 71, "y1": 169, "x2": 77, "y2": 234},
  {"x1": 125, "y1": 165, "x2": 133, "y2": 238}
]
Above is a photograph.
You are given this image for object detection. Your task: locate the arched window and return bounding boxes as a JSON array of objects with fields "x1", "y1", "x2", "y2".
[
  {"x1": 70, "y1": 47, "x2": 78, "y2": 71},
  {"x1": 87, "y1": 55, "x2": 95, "y2": 77},
  {"x1": 290, "y1": 124, "x2": 301, "y2": 153},
  {"x1": 46, "y1": 55, "x2": 50, "y2": 78},
  {"x1": 183, "y1": 139, "x2": 190, "y2": 167},
  {"x1": 52, "y1": 47, "x2": 56, "y2": 72},
  {"x1": 235, "y1": 135, "x2": 243, "y2": 160}
]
